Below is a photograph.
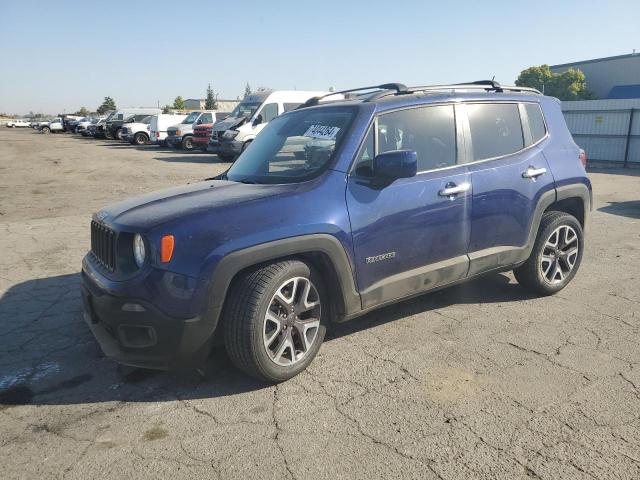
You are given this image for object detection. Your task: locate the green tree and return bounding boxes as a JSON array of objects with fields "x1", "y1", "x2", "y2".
[
  {"x1": 515, "y1": 65, "x2": 594, "y2": 100},
  {"x1": 244, "y1": 82, "x2": 252, "y2": 97},
  {"x1": 205, "y1": 84, "x2": 217, "y2": 110},
  {"x1": 173, "y1": 96, "x2": 185, "y2": 110},
  {"x1": 76, "y1": 106, "x2": 90, "y2": 116},
  {"x1": 97, "y1": 97, "x2": 116, "y2": 114}
]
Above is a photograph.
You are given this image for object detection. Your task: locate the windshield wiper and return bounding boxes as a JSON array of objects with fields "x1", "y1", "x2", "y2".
[{"x1": 234, "y1": 178, "x2": 261, "y2": 184}]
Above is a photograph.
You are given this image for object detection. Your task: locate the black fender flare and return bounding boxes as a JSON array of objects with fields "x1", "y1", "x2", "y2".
[{"x1": 203, "y1": 234, "x2": 362, "y2": 335}]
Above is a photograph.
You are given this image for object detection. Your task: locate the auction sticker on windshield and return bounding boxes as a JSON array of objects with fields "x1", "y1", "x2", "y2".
[{"x1": 304, "y1": 125, "x2": 340, "y2": 140}]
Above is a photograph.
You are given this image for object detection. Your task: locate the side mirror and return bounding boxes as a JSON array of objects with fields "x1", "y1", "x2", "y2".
[
  {"x1": 196, "y1": 118, "x2": 202, "y2": 125},
  {"x1": 252, "y1": 114, "x2": 263, "y2": 126},
  {"x1": 373, "y1": 150, "x2": 418, "y2": 181}
]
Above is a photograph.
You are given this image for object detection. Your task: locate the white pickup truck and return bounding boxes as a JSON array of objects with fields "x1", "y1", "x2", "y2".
[{"x1": 40, "y1": 118, "x2": 64, "y2": 134}]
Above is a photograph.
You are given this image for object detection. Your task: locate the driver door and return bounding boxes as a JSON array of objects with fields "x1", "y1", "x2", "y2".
[{"x1": 346, "y1": 104, "x2": 472, "y2": 309}]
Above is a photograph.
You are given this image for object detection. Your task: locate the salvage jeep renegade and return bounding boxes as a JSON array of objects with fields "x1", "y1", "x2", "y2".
[{"x1": 82, "y1": 81, "x2": 592, "y2": 382}]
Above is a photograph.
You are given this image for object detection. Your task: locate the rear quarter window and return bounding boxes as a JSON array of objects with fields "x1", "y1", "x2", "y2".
[
  {"x1": 524, "y1": 103, "x2": 547, "y2": 144},
  {"x1": 467, "y1": 103, "x2": 524, "y2": 161}
]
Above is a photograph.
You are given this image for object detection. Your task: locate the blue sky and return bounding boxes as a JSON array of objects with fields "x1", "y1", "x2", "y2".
[{"x1": 0, "y1": 0, "x2": 637, "y2": 114}]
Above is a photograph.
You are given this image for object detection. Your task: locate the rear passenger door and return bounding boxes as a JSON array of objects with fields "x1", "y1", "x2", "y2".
[
  {"x1": 347, "y1": 104, "x2": 472, "y2": 309},
  {"x1": 462, "y1": 101, "x2": 555, "y2": 276}
]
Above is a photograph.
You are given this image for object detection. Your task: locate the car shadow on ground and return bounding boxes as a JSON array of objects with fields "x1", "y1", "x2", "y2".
[
  {"x1": 598, "y1": 200, "x2": 640, "y2": 219},
  {"x1": 0, "y1": 271, "x2": 532, "y2": 407}
]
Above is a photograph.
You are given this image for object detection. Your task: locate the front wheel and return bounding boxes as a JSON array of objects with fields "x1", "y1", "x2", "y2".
[
  {"x1": 514, "y1": 211, "x2": 584, "y2": 295},
  {"x1": 223, "y1": 260, "x2": 328, "y2": 382},
  {"x1": 133, "y1": 132, "x2": 148, "y2": 145},
  {"x1": 41, "y1": 126, "x2": 51, "y2": 134},
  {"x1": 182, "y1": 136, "x2": 194, "y2": 150}
]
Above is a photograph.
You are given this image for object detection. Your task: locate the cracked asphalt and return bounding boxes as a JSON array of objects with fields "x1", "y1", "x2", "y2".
[{"x1": 1, "y1": 128, "x2": 639, "y2": 479}]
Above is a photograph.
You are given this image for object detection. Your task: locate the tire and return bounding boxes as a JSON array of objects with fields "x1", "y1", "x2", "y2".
[
  {"x1": 223, "y1": 260, "x2": 329, "y2": 383},
  {"x1": 41, "y1": 126, "x2": 50, "y2": 134},
  {"x1": 133, "y1": 132, "x2": 148, "y2": 145},
  {"x1": 182, "y1": 136, "x2": 194, "y2": 150},
  {"x1": 218, "y1": 153, "x2": 235, "y2": 162},
  {"x1": 514, "y1": 211, "x2": 584, "y2": 295},
  {"x1": 115, "y1": 128, "x2": 123, "y2": 140}
]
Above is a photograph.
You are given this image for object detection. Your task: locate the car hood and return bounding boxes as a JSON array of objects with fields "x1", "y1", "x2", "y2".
[
  {"x1": 97, "y1": 180, "x2": 290, "y2": 231},
  {"x1": 167, "y1": 123, "x2": 194, "y2": 132},
  {"x1": 212, "y1": 116, "x2": 248, "y2": 132}
]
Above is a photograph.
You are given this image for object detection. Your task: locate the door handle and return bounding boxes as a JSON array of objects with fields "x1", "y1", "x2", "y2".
[
  {"x1": 522, "y1": 166, "x2": 547, "y2": 179},
  {"x1": 439, "y1": 182, "x2": 470, "y2": 197}
]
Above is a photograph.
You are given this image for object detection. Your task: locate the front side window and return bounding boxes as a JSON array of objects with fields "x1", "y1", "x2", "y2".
[
  {"x1": 378, "y1": 105, "x2": 457, "y2": 172},
  {"x1": 524, "y1": 103, "x2": 546, "y2": 144},
  {"x1": 226, "y1": 106, "x2": 356, "y2": 184},
  {"x1": 199, "y1": 113, "x2": 213, "y2": 124},
  {"x1": 260, "y1": 103, "x2": 279, "y2": 123},
  {"x1": 467, "y1": 103, "x2": 524, "y2": 161}
]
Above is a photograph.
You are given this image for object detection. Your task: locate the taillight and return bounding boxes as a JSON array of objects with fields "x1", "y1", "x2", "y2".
[{"x1": 579, "y1": 149, "x2": 587, "y2": 167}]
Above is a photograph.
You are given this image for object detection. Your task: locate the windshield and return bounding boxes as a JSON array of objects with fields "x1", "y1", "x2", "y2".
[
  {"x1": 182, "y1": 112, "x2": 200, "y2": 124},
  {"x1": 104, "y1": 111, "x2": 116, "y2": 122},
  {"x1": 226, "y1": 106, "x2": 356, "y2": 184},
  {"x1": 229, "y1": 101, "x2": 262, "y2": 119}
]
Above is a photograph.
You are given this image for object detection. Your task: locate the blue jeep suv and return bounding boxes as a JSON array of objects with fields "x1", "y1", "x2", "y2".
[{"x1": 81, "y1": 81, "x2": 592, "y2": 382}]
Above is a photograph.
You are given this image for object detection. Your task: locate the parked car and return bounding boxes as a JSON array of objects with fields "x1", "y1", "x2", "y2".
[
  {"x1": 121, "y1": 116, "x2": 153, "y2": 145},
  {"x1": 82, "y1": 80, "x2": 592, "y2": 382},
  {"x1": 76, "y1": 116, "x2": 101, "y2": 135},
  {"x1": 40, "y1": 118, "x2": 64, "y2": 134},
  {"x1": 149, "y1": 113, "x2": 188, "y2": 146},
  {"x1": 166, "y1": 111, "x2": 226, "y2": 150},
  {"x1": 6, "y1": 119, "x2": 30, "y2": 128},
  {"x1": 207, "y1": 90, "x2": 329, "y2": 161},
  {"x1": 98, "y1": 108, "x2": 161, "y2": 140},
  {"x1": 192, "y1": 113, "x2": 230, "y2": 151}
]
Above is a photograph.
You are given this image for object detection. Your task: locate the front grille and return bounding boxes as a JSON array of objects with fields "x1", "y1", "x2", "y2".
[{"x1": 91, "y1": 221, "x2": 116, "y2": 271}]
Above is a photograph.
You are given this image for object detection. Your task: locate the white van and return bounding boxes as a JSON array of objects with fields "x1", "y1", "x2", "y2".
[
  {"x1": 150, "y1": 113, "x2": 188, "y2": 145},
  {"x1": 207, "y1": 90, "x2": 330, "y2": 161}
]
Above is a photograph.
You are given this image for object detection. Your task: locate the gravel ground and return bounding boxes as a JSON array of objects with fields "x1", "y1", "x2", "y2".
[{"x1": 1, "y1": 128, "x2": 639, "y2": 480}]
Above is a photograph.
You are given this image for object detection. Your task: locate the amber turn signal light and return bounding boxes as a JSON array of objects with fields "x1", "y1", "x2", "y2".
[{"x1": 160, "y1": 235, "x2": 174, "y2": 263}]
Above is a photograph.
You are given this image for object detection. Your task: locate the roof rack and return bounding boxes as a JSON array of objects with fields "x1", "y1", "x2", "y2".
[
  {"x1": 406, "y1": 80, "x2": 541, "y2": 95},
  {"x1": 297, "y1": 83, "x2": 408, "y2": 109}
]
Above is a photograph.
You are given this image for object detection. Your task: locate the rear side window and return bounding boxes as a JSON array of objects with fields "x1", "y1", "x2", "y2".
[
  {"x1": 377, "y1": 105, "x2": 457, "y2": 171},
  {"x1": 467, "y1": 103, "x2": 524, "y2": 161},
  {"x1": 283, "y1": 103, "x2": 302, "y2": 112},
  {"x1": 524, "y1": 103, "x2": 546, "y2": 144},
  {"x1": 260, "y1": 103, "x2": 279, "y2": 123}
]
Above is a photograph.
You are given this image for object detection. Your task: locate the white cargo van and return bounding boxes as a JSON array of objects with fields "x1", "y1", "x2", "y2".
[
  {"x1": 150, "y1": 114, "x2": 188, "y2": 145},
  {"x1": 207, "y1": 90, "x2": 330, "y2": 161}
]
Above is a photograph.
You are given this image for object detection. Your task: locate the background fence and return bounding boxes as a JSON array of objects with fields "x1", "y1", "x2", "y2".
[{"x1": 561, "y1": 99, "x2": 640, "y2": 167}]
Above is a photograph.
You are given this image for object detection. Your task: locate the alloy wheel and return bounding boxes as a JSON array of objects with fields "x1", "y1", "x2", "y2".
[
  {"x1": 263, "y1": 277, "x2": 321, "y2": 366},
  {"x1": 540, "y1": 225, "x2": 579, "y2": 284}
]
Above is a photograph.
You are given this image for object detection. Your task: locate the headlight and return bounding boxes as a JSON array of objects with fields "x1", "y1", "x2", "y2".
[
  {"x1": 133, "y1": 234, "x2": 146, "y2": 268},
  {"x1": 175, "y1": 129, "x2": 182, "y2": 136},
  {"x1": 223, "y1": 130, "x2": 238, "y2": 140}
]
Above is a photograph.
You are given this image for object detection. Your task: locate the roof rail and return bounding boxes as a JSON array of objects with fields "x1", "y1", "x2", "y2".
[
  {"x1": 297, "y1": 83, "x2": 408, "y2": 109},
  {"x1": 407, "y1": 80, "x2": 541, "y2": 95}
]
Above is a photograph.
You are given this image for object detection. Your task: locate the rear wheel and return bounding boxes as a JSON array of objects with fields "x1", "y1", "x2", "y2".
[
  {"x1": 133, "y1": 132, "x2": 148, "y2": 145},
  {"x1": 223, "y1": 260, "x2": 328, "y2": 382},
  {"x1": 514, "y1": 211, "x2": 584, "y2": 295}
]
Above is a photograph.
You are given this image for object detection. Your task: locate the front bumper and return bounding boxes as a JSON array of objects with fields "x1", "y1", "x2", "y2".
[
  {"x1": 207, "y1": 139, "x2": 241, "y2": 155},
  {"x1": 81, "y1": 258, "x2": 220, "y2": 370},
  {"x1": 166, "y1": 135, "x2": 183, "y2": 146}
]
